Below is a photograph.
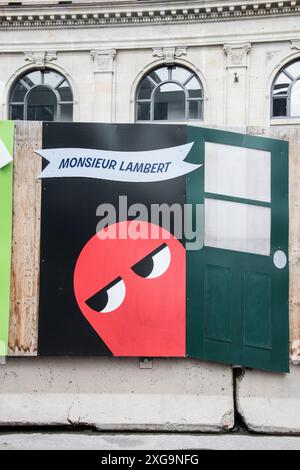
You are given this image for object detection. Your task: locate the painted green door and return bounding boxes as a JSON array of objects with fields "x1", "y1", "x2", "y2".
[
  {"x1": 186, "y1": 127, "x2": 289, "y2": 373},
  {"x1": 0, "y1": 121, "x2": 14, "y2": 358}
]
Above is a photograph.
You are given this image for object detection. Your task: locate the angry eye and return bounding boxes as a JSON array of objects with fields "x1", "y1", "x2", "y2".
[
  {"x1": 132, "y1": 243, "x2": 171, "y2": 279},
  {"x1": 86, "y1": 276, "x2": 126, "y2": 313}
]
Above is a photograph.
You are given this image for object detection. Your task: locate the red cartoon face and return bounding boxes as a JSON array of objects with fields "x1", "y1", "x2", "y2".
[{"x1": 74, "y1": 220, "x2": 186, "y2": 357}]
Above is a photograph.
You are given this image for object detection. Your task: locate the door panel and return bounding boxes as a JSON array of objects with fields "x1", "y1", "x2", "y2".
[
  {"x1": 205, "y1": 141, "x2": 271, "y2": 202},
  {"x1": 204, "y1": 264, "x2": 232, "y2": 343},
  {"x1": 244, "y1": 271, "x2": 272, "y2": 350},
  {"x1": 186, "y1": 127, "x2": 289, "y2": 373},
  {"x1": 204, "y1": 198, "x2": 271, "y2": 256}
]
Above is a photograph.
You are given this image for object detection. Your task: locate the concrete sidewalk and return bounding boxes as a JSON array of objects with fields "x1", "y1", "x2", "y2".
[{"x1": 0, "y1": 432, "x2": 300, "y2": 450}]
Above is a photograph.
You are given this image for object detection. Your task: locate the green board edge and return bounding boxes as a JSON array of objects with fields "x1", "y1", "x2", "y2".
[{"x1": 0, "y1": 121, "x2": 14, "y2": 358}]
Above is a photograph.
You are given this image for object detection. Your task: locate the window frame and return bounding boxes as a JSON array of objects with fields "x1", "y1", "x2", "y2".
[
  {"x1": 9, "y1": 69, "x2": 74, "y2": 122},
  {"x1": 135, "y1": 65, "x2": 204, "y2": 122},
  {"x1": 271, "y1": 60, "x2": 300, "y2": 119}
]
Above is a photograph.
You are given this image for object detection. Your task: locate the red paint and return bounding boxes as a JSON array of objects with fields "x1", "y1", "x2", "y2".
[{"x1": 74, "y1": 221, "x2": 186, "y2": 357}]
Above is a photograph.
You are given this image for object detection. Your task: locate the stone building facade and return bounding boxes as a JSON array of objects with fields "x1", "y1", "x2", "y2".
[
  {"x1": 0, "y1": 0, "x2": 300, "y2": 128},
  {"x1": 0, "y1": 0, "x2": 300, "y2": 433}
]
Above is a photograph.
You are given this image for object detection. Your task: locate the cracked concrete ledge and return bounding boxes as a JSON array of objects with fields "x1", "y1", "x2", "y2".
[
  {"x1": 0, "y1": 358, "x2": 234, "y2": 432},
  {"x1": 2, "y1": 357, "x2": 300, "y2": 434},
  {"x1": 236, "y1": 365, "x2": 300, "y2": 434},
  {"x1": 1, "y1": 433, "x2": 300, "y2": 450},
  {"x1": 0, "y1": 393, "x2": 234, "y2": 432}
]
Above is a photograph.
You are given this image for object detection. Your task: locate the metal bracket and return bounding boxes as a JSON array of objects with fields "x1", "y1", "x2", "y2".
[
  {"x1": 0, "y1": 341, "x2": 7, "y2": 365},
  {"x1": 139, "y1": 358, "x2": 153, "y2": 369}
]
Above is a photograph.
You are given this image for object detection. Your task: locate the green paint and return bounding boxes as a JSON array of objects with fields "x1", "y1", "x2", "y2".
[
  {"x1": 244, "y1": 271, "x2": 271, "y2": 350},
  {"x1": 204, "y1": 192, "x2": 271, "y2": 208},
  {"x1": 186, "y1": 127, "x2": 289, "y2": 373},
  {"x1": 0, "y1": 121, "x2": 14, "y2": 357},
  {"x1": 204, "y1": 265, "x2": 232, "y2": 343}
]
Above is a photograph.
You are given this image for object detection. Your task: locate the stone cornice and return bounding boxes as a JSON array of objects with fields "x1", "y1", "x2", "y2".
[{"x1": 0, "y1": 1, "x2": 299, "y2": 29}]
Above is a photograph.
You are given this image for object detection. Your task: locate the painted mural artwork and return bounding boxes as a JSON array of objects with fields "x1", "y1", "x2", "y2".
[
  {"x1": 38, "y1": 123, "x2": 190, "y2": 358},
  {"x1": 0, "y1": 122, "x2": 290, "y2": 372},
  {"x1": 74, "y1": 221, "x2": 186, "y2": 357}
]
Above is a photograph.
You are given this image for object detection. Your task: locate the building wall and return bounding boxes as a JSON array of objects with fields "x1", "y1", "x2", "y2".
[
  {"x1": 0, "y1": 0, "x2": 300, "y2": 432},
  {"x1": 0, "y1": 8, "x2": 299, "y2": 126}
]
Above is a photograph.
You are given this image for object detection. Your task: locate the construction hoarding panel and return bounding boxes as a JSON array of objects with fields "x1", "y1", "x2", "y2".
[{"x1": 4, "y1": 122, "x2": 291, "y2": 372}]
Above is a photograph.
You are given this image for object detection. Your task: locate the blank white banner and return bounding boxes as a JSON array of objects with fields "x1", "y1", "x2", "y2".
[
  {"x1": 205, "y1": 142, "x2": 271, "y2": 203},
  {"x1": 204, "y1": 198, "x2": 271, "y2": 256}
]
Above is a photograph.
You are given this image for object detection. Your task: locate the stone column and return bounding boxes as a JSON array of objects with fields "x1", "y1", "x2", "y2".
[
  {"x1": 90, "y1": 49, "x2": 116, "y2": 122},
  {"x1": 223, "y1": 43, "x2": 251, "y2": 126}
]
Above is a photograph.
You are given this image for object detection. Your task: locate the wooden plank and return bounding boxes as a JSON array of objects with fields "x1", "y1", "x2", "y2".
[
  {"x1": 247, "y1": 126, "x2": 300, "y2": 364},
  {"x1": 8, "y1": 121, "x2": 42, "y2": 356},
  {"x1": 278, "y1": 127, "x2": 300, "y2": 365}
]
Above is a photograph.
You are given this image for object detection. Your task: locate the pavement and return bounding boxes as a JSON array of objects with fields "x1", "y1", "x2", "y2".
[{"x1": 0, "y1": 432, "x2": 300, "y2": 450}]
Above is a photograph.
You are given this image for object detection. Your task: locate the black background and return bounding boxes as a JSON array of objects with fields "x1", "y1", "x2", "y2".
[{"x1": 38, "y1": 123, "x2": 187, "y2": 355}]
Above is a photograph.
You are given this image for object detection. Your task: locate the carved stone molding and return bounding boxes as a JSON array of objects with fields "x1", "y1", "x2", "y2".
[
  {"x1": 291, "y1": 40, "x2": 300, "y2": 51},
  {"x1": 224, "y1": 43, "x2": 251, "y2": 68},
  {"x1": 24, "y1": 51, "x2": 57, "y2": 67},
  {"x1": 1, "y1": 2, "x2": 300, "y2": 30},
  {"x1": 90, "y1": 49, "x2": 116, "y2": 73},
  {"x1": 265, "y1": 50, "x2": 280, "y2": 63},
  {"x1": 152, "y1": 47, "x2": 187, "y2": 65}
]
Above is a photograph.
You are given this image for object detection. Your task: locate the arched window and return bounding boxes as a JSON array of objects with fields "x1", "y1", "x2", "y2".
[
  {"x1": 136, "y1": 65, "x2": 204, "y2": 121},
  {"x1": 271, "y1": 59, "x2": 300, "y2": 118},
  {"x1": 9, "y1": 69, "x2": 73, "y2": 122}
]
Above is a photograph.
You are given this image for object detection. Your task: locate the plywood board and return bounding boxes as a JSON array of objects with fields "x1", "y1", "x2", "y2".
[
  {"x1": 247, "y1": 126, "x2": 300, "y2": 364},
  {"x1": 8, "y1": 121, "x2": 42, "y2": 356}
]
